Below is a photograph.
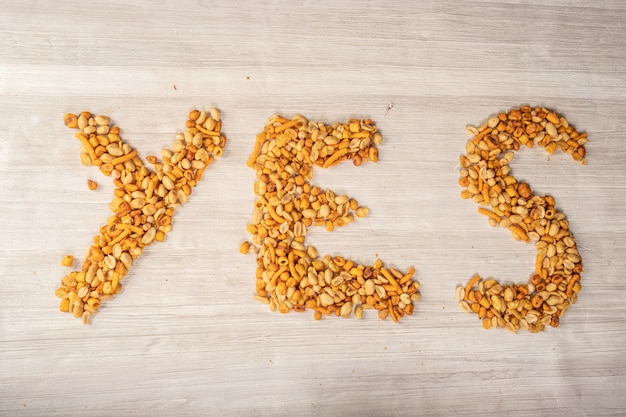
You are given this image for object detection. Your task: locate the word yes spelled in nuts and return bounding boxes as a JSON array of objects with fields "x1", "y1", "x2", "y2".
[
  {"x1": 56, "y1": 104, "x2": 588, "y2": 333},
  {"x1": 56, "y1": 109, "x2": 226, "y2": 324},
  {"x1": 243, "y1": 114, "x2": 421, "y2": 321},
  {"x1": 457, "y1": 106, "x2": 586, "y2": 333}
]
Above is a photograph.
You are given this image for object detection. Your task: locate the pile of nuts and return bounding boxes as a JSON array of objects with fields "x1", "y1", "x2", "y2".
[
  {"x1": 242, "y1": 114, "x2": 421, "y2": 321},
  {"x1": 56, "y1": 108, "x2": 226, "y2": 324},
  {"x1": 457, "y1": 105, "x2": 586, "y2": 332}
]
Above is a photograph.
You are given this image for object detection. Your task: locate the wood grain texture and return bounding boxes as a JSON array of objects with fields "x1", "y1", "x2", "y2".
[{"x1": 1, "y1": 1, "x2": 625, "y2": 416}]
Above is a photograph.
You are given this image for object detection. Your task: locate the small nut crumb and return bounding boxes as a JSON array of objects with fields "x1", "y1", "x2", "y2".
[
  {"x1": 87, "y1": 179, "x2": 98, "y2": 190},
  {"x1": 61, "y1": 255, "x2": 74, "y2": 267},
  {"x1": 239, "y1": 241, "x2": 251, "y2": 254},
  {"x1": 63, "y1": 113, "x2": 78, "y2": 128}
]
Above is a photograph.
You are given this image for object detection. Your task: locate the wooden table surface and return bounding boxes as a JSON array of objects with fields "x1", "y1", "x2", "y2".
[{"x1": 2, "y1": 1, "x2": 626, "y2": 416}]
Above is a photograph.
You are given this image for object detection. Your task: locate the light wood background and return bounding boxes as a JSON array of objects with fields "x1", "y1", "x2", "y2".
[{"x1": 1, "y1": 1, "x2": 625, "y2": 416}]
